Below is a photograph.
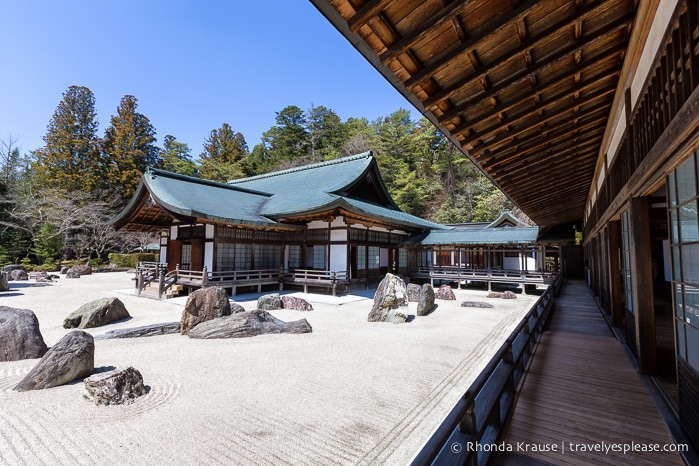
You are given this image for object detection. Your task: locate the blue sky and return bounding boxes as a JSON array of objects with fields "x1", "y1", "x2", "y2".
[{"x1": 0, "y1": 1, "x2": 416, "y2": 157}]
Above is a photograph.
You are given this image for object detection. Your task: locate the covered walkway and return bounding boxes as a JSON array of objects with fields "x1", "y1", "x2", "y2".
[{"x1": 497, "y1": 281, "x2": 685, "y2": 465}]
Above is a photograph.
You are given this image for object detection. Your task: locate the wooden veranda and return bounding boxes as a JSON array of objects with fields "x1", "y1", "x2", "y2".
[{"x1": 496, "y1": 281, "x2": 686, "y2": 465}]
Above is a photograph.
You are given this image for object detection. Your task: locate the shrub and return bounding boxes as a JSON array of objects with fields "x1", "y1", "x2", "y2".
[{"x1": 108, "y1": 253, "x2": 159, "y2": 268}]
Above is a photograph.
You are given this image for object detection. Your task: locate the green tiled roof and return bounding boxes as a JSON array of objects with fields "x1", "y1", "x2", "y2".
[
  {"x1": 113, "y1": 168, "x2": 279, "y2": 228},
  {"x1": 114, "y1": 153, "x2": 444, "y2": 231},
  {"x1": 404, "y1": 226, "x2": 540, "y2": 245}
]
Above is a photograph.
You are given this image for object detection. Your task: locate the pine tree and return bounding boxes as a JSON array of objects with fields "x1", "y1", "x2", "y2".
[
  {"x1": 101, "y1": 95, "x2": 159, "y2": 198},
  {"x1": 159, "y1": 135, "x2": 198, "y2": 176},
  {"x1": 198, "y1": 123, "x2": 248, "y2": 181},
  {"x1": 34, "y1": 85, "x2": 101, "y2": 192}
]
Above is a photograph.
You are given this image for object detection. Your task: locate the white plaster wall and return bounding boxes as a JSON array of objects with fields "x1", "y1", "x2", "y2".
[
  {"x1": 631, "y1": 0, "x2": 679, "y2": 104},
  {"x1": 170, "y1": 226, "x2": 178, "y2": 240},
  {"x1": 331, "y1": 229, "x2": 347, "y2": 241},
  {"x1": 160, "y1": 247, "x2": 167, "y2": 264},
  {"x1": 205, "y1": 224, "x2": 215, "y2": 239},
  {"x1": 307, "y1": 220, "x2": 327, "y2": 229}
]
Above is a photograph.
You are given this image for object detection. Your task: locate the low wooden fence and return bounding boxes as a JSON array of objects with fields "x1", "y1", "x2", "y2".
[
  {"x1": 135, "y1": 263, "x2": 351, "y2": 297},
  {"x1": 283, "y1": 269, "x2": 349, "y2": 296},
  {"x1": 410, "y1": 273, "x2": 562, "y2": 466},
  {"x1": 412, "y1": 266, "x2": 556, "y2": 292}
]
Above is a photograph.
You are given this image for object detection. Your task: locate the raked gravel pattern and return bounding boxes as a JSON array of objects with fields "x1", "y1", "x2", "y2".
[{"x1": 0, "y1": 273, "x2": 538, "y2": 465}]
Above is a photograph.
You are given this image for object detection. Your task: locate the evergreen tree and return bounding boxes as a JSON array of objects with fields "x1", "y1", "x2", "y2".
[
  {"x1": 159, "y1": 135, "x2": 198, "y2": 176},
  {"x1": 257, "y1": 105, "x2": 309, "y2": 171},
  {"x1": 307, "y1": 104, "x2": 345, "y2": 161},
  {"x1": 34, "y1": 85, "x2": 101, "y2": 192},
  {"x1": 198, "y1": 123, "x2": 248, "y2": 181},
  {"x1": 101, "y1": 95, "x2": 159, "y2": 198}
]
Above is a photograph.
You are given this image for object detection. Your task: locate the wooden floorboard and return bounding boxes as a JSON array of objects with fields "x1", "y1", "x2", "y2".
[{"x1": 500, "y1": 280, "x2": 685, "y2": 465}]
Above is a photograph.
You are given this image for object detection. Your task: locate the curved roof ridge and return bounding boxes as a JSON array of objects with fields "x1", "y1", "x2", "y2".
[
  {"x1": 227, "y1": 151, "x2": 372, "y2": 185},
  {"x1": 146, "y1": 167, "x2": 272, "y2": 197}
]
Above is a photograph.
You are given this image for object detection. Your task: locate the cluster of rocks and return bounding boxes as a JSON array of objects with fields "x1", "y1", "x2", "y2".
[
  {"x1": 486, "y1": 290, "x2": 518, "y2": 299},
  {"x1": 178, "y1": 287, "x2": 312, "y2": 339},
  {"x1": 1, "y1": 297, "x2": 144, "y2": 405},
  {"x1": 369, "y1": 274, "x2": 438, "y2": 324}
]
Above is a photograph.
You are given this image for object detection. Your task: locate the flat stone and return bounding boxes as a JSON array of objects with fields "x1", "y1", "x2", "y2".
[
  {"x1": 188, "y1": 310, "x2": 312, "y2": 339},
  {"x1": 461, "y1": 301, "x2": 494, "y2": 308},
  {"x1": 501, "y1": 290, "x2": 518, "y2": 299},
  {"x1": 97, "y1": 322, "x2": 181, "y2": 339}
]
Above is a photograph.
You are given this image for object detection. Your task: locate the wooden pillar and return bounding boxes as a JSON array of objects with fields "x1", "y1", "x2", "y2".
[
  {"x1": 607, "y1": 220, "x2": 624, "y2": 327},
  {"x1": 629, "y1": 197, "x2": 656, "y2": 374}
]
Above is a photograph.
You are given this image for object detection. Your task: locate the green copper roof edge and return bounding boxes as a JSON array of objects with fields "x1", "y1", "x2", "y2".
[{"x1": 227, "y1": 151, "x2": 373, "y2": 185}]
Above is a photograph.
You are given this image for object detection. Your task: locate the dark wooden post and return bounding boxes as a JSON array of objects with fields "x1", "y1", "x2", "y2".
[
  {"x1": 607, "y1": 220, "x2": 624, "y2": 327},
  {"x1": 629, "y1": 197, "x2": 656, "y2": 374},
  {"x1": 158, "y1": 268, "x2": 165, "y2": 299}
]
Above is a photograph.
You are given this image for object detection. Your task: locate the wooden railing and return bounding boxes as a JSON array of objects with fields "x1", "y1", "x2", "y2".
[
  {"x1": 283, "y1": 269, "x2": 349, "y2": 296},
  {"x1": 410, "y1": 273, "x2": 563, "y2": 466},
  {"x1": 412, "y1": 266, "x2": 556, "y2": 289},
  {"x1": 136, "y1": 262, "x2": 168, "y2": 295}
]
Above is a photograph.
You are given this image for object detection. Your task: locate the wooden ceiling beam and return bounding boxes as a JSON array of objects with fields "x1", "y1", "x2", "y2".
[
  {"x1": 379, "y1": 0, "x2": 478, "y2": 64},
  {"x1": 348, "y1": 0, "x2": 393, "y2": 33},
  {"x1": 446, "y1": 51, "x2": 624, "y2": 130},
  {"x1": 422, "y1": 12, "x2": 633, "y2": 109},
  {"x1": 457, "y1": 68, "x2": 618, "y2": 144},
  {"x1": 499, "y1": 149, "x2": 599, "y2": 187},
  {"x1": 493, "y1": 135, "x2": 602, "y2": 179},
  {"x1": 411, "y1": 0, "x2": 612, "y2": 94},
  {"x1": 404, "y1": 0, "x2": 542, "y2": 88},
  {"x1": 440, "y1": 42, "x2": 625, "y2": 126},
  {"x1": 467, "y1": 86, "x2": 615, "y2": 153},
  {"x1": 507, "y1": 166, "x2": 596, "y2": 195},
  {"x1": 477, "y1": 108, "x2": 609, "y2": 166}
]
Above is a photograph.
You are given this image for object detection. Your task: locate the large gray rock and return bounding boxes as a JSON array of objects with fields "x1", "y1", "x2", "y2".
[
  {"x1": 72, "y1": 262, "x2": 93, "y2": 275},
  {"x1": 83, "y1": 367, "x2": 146, "y2": 405},
  {"x1": 435, "y1": 284, "x2": 456, "y2": 300},
  {"x1": 64, "y1": 297, "x2": 130, "y2": 329},
  {"x1": 257, "y1": 294, "x2": 283, "y2": 311},
  {"x1": 0, "y1": 272, "x2": 8, "y2": 292},
  {"x1": 1, "y1": 264, "x2": 25, "y2": 275},
  {"x1": 501, "y1": 290, "x2": 517, "y2": 299},
  {"x1": 10, "y1": 269, "x2": 29, "y2": 281},
  {"x1": 416, "y1": 284, "x2": 435, "y2": 316},
  {"x1": 281, "y1": 296, "x2": 313, "y2": 311},
  {"x1": 14, "y1": 330, "x2": 95, "y2": 391},
  {"x1": 406, "y1": 283, "x2": 421, "y2": 302},
  {"x1": 368, "y1": 273, "x2": 409, "y2": 323},
  {"x1": 0, "y1": 307, "x2": 48, "y2": 361},
  {"x1": 188, "y1": 310, "x2": 312, "y2": 339},
  {"x1": 98, "y1": 322, "x2": 181, "y2": 339},
  {"x1": 180, "y1": 286, "x2": 231, "y2": 335},
  {"x1": 35, "y1": 272, "x2": 53, "y2": 283},
  {"x1": 65, "y1": 268, "x2": 81, "y2": 279}
]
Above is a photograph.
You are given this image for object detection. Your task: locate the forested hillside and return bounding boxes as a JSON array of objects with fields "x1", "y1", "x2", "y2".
[{"x1": 0, "y1": 86, "x2": 526, "y2": 267}]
